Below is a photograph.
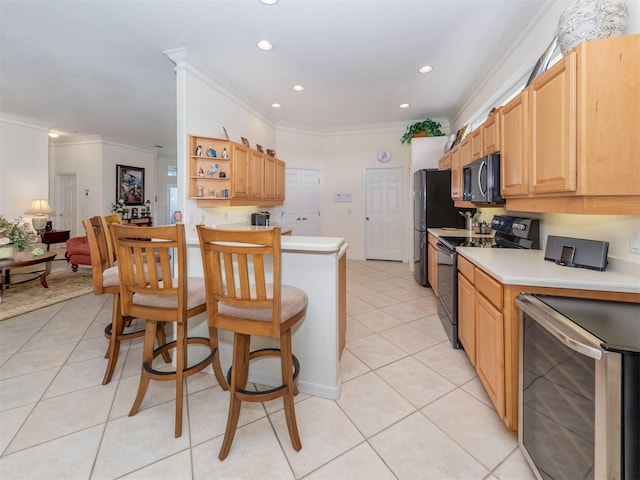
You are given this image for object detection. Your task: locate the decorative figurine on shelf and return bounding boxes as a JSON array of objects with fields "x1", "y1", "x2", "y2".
[
  {"x1": 195, "y1": 145, "x2": 203, "y2": 156},
  {"x1": 219, "y1": 171, "x2": 226, "y2": 178},
  {"x1": 222, "y1": 148, "x2": 228, "y2": 158},
  {"x1": 173, "y1": 210, "x2": 182, "y2": 224},
  {"x1": 198, "y1": 166, "x2": 205, "y2": 177},
  {"x1": 207, "y1": 163, "x2": 219, "y2": 176},
  {"x1": 206, "y1": 146, "x2": 217, "y2": 157}
]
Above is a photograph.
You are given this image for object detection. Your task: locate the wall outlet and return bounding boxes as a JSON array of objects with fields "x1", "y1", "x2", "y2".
[{"x1": 630, "y1": 232, "x2": 640, "y2": 255}]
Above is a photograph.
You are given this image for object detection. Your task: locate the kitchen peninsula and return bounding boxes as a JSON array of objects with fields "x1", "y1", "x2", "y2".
[{"x1": 183, "y1": 226, "x2": 348, "y2": 400}]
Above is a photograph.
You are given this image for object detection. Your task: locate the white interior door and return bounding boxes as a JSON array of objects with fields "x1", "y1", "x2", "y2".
[
  {"x1": 365, "y1": 167, "x2": 404, "y2": 260},
  {"x1": 56, "y1": 173, "x2": 77, "y2": 236},
  {"x1": 282, "y1": 168, "x2": 321, "y2": 236}
]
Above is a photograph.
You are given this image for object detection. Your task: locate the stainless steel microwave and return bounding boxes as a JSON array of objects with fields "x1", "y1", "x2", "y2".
[{"x1": 462, "y1": 153, "x2": 504, "y2": 205}]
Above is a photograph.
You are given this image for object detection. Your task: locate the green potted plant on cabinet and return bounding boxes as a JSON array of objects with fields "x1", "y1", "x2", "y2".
[{"x1": 401, "y1": 118, "x2": 445, "y2": 144}]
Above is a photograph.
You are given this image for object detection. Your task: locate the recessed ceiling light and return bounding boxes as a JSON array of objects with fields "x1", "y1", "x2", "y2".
[
  {"x1": 418, "y1": 65, "x2": 433, "y2": 74},
  {"x1": 272, "y1": 103, "x2": 281, "y2": 108},
  {"x1": 260, "y1": 0, "x2": 278, "y2": 4},
  {"x1": 48, "y1": 132, "x2": 59, "y2": 138},
  {"x1": 257, "y1": 40, "x2": 273, "y2": 51},
  {"x1": 400, "y1": 103, "x2": 410, "y2": 109},
  {"x1": 293, "y1": 85, "x2": 304, "y2": 92}
]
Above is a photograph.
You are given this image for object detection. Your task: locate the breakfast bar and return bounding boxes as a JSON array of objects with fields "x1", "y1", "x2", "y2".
[{"x1": 184, "y1": 226, "x2": 348, "y2": 400}]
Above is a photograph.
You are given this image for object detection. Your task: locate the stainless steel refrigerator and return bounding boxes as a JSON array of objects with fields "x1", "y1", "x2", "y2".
[{"x1": 413, "y1": 169, "x2": 467, "y2": 286}]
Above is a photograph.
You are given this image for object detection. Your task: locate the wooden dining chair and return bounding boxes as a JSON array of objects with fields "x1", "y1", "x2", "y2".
[
  {"x1": 197, "y1": 225, "x2": 308, "y2": 460},
  {"x1": 83, "y1": 216, "x2": 156, "y2": 384},
  {"x1": 111, "y1": 223, "x2": 228, "y2": 437}
]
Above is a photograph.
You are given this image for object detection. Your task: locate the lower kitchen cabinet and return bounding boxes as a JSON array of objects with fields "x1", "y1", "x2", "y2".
[
  {"x1": 457, "y1": 252, "x2": 640, "y2": 432},
  {"x1": 475, "y1": 293, "x2": 505, "y2": 419},
  {"x1": 457, "y1": 273, "x2": 476, "y2": 365},
  {"x1": 457, "y1": 256, "x2": 504, "y2": 417}
]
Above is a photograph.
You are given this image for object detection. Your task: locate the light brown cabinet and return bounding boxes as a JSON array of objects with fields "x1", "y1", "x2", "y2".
[
  {"x1": 470, "y1": 128, "x2": 482, "y2": 160},
  {"x1": 500, "y1": 91, "x2": 529, "y2": 196},
  {"x1": 249, "y1": 149, "x2": 264, "y2": 199},
  {"x1": 504, "y1": 34, "x2": 640, "y2": 214},
  {"x1": 457, "y1": 252, "x2": 640, "y2": 432},
  {"x1": 457, "y1": 256, "x2": 504, "y2": 416},
  {"x1": 438, "y1": 152, "x2": 451, "y2": 171},
  {"x1": 457, "y1": 271, "x2": 475, "y2": 366},
  {"x1": 187, "y1": 135, "x2": 285, "y2": 207},
  {"x1": 481, "y1": 111, "x2": 500, "y2": 155}
]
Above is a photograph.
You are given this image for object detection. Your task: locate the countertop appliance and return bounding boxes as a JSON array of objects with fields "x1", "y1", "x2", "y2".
[
  {"x1": 436, "y1": 215, "x2": 540, "y2": 348},
  {"x1": 462, "y1": 153, "x2": 505, "y2": 205},
  {"x1": 251, "y1": 211, "x2": 270, "y2": 226},
  {"x1": 413, "y1": 169, "x2": 469, "y2": 287},
  {"x1": 516, "y1": 294, "x2": 639, "y2": 480}
]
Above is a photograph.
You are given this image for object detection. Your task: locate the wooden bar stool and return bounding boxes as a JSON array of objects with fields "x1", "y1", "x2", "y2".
[
  {"x1": 111, "y1": 223, "x2": 228, "y2": 437},
  {"x1": 83, "y1": 216, "x2": 161, "y2": 384},
  {"x1": 197, "y1": 226, "x2": 308, "y2": 460}
]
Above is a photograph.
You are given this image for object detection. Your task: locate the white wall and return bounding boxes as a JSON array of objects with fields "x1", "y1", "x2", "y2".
[
  {"x1": 50, "y1": 137, "x2": 157, "y2": 234},
  {"x1": 0, "y1": 115, "x2": 50, "y2": 223}
]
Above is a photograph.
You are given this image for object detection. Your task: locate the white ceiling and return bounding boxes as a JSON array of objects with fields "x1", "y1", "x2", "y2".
[{"x1": 0, "y1": 0, "x2": 563, "y2": 155}]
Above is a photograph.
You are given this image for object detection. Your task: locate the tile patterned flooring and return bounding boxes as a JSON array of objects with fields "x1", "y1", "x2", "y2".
[{"x1": 0, "y1": 260, "x2": 536, "y2": 479}]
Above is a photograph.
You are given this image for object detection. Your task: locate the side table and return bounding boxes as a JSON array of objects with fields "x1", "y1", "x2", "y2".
[{"x1": 41, "y1": 230, "x2": 70, "y2": 251}]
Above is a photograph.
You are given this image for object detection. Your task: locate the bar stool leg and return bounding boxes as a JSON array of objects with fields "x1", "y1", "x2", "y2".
[
  {"x1": 208, "y1": 326, "x2": 229, "y2": 391},
  {"x1": 280, "y1": 329, "x2": 301, "y2": 451},
  {"x1": 219, "y1": 333, "x2": 250, "y2": 460},
  {"x1": 102, "y1": 294, "x2": 123, "y2": 384},
  {"x1": 129, "y1": 320, "x2": 156, "y2": 417}
]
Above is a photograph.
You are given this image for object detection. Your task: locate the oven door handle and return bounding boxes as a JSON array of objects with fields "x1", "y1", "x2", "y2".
[{"x1": 516, "y1": 294, "x2": 603, "y2": 360}]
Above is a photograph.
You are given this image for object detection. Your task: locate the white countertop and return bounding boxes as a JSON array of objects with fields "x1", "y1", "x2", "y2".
[
  {"x1": 185, "y1": 224, "x2": 345, "y2": 254},
  {"x1": 457, "y1": 247, "x2": 640, "y2": 294}
]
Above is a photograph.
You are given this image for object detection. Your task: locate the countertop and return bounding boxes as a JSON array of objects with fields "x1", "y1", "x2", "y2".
[
  {"x1": 185, "y1": 223, "x2": 345, "y2": 254},
  {"x1": 428, "y1": 229, "x2": 640, "y2": 294}
]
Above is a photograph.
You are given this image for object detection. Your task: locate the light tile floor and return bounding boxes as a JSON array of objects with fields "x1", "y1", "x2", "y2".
[{"x1": 0, "y1": 260, "x2": 537, "y2": 479}]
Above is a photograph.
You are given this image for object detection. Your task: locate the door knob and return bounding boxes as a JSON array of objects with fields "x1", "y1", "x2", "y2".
[{"x1": 366, "y1": 217, "x2": 370, "y2": 221}]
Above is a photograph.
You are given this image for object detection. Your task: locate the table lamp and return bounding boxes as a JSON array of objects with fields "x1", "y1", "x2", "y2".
[{"x1": 26, "y1": 199, "x2": 54, "y2": 233}]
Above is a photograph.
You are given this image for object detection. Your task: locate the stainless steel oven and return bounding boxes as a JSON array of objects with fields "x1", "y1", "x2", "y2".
[
  {"x1": 436, "y1": 240, "x2": 457, "y2": 347},
  {"x1": 436, "y1": 215, "x2": 540, "y2": 348},
  {"x1": 516, "y1": 294, "x2": 639, "y2": 480}
]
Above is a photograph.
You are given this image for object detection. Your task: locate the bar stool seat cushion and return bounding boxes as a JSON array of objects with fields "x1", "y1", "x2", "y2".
[
  {"x1": 132, "y1": 277, "x2": 206, "y2": 310},
  {"x1": 102, "y1": 266, "x2": 120, "y2": 288},
  {"x1": 219, "y1": 284, "x2": 307, "y2": 322}
]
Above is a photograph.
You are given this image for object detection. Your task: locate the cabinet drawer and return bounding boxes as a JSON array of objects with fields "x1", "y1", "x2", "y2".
[
  {"x1": 475, "y1": 268, "x2": 503, "y2": 309},
  {"x1": 457, "y1": 255, "x2": 475, "y2": 282}
]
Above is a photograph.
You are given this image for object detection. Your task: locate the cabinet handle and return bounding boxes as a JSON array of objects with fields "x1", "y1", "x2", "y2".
[{"x1": 302, "y1": 217, "x2": 308, "y2": 221}]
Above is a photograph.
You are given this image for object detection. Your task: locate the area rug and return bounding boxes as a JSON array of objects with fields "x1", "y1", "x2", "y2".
[{"x1": 0, "y1": 267, "x2": 93, "y2": 320}]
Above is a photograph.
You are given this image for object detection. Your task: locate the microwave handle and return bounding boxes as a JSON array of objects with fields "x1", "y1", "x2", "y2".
[{"x1": 478, "y1": 160, "x2": 487, "y2": 197}]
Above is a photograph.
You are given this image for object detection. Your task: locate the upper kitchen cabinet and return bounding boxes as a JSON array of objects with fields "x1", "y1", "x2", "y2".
[
  {"x1": 500, "y1": 91, "x2": 529, "y2": 196},
  {"x1": 187, "y1": 135, "x2": 285, "y2": 207},
  {"x1": 450, "y1": 145, "x2": 462, "y2": 200},
  {"x1": 470, "y1": 128, "x2": 482, "y2": 160},
  {"x1": 481, "y1": 111, "x2": 500, "y2": 155},
  {"x1": 438, "y1": 151, "x2": 451, "y2": 171},
  {"x1": 504, "y1": 34, "x2": 639, "y2": 215}
]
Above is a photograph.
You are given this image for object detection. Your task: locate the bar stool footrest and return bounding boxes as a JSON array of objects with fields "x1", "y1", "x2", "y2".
[
  {"x1": 226, "y1": 348, "x2": 300, "y2": 399},
  {"x1": 142, "y1": 336, "x2": 217, "y2": 380}
]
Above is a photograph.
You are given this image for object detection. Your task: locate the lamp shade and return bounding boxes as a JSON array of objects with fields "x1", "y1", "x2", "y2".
[
  {"x1": 26, "y1": 199, "x2": 54, "y2": 215},
  {"x1": 26, "y1": 199, "x2": 54, "y2": 232}
]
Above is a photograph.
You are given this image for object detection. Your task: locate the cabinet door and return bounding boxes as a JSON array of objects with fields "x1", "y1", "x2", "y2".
[
  {"x1": 457, "y1": 273, "x2": 476, "y2": 366},
  {"x1": 459, "y1": 136, "x2": 472, "y2": 167},
  {"x1": 529, "y1": 52, "x2": 577, "y2": 194},
  {"x1": 500, "y1": 91, "x2": 529, "y2": 196},
  {"x1": 231, "y1": 143, "x2": 249, "y2": 198},
  {"x1": 470, "y1": 128, "x2": 482, "y2": 160},
  {"x1": 482, "y1": 113, "x2": 500, "y2": 155},
  {"x1": 428, "y1": 243, "x2": 438, "y2": 295},
  {"x1": 249, "y1": 150, "x2": 264, "y2": 199},
  {"x1": 438, "y1": 152, "x2": 451, "y2": 171},
  {"x1": 275, "y1": 160, "x2": 285, "y2": 200},
  {"x1": 264, "y1": 155, "x2": 276, "y2": 199},
  {"x1": 475, "y1": 293, "x2": 505, "y2": 417},
  {"x1": 450, "y1": 146, "x2": 461, "y2": 200}
]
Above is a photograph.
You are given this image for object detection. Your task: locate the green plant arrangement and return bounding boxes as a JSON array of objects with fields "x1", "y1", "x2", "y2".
[
  {"x1": 400, "y1": 118, "x2": 445, "y2": 144},
  {"x1": 0, "y1": 215, "x2": 37, "y2": 251}
]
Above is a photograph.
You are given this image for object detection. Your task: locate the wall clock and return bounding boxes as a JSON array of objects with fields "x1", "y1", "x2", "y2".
[{"x1": 377, "y1": 150, "x2": 392, "y2": 163}]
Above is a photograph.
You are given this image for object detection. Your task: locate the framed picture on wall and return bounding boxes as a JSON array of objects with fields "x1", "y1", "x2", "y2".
[{"x1": 116, "y1": 164, "x2": 145, "y2": 205}]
